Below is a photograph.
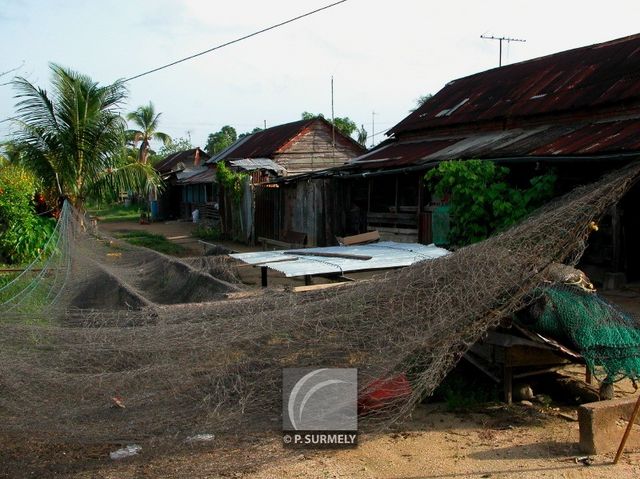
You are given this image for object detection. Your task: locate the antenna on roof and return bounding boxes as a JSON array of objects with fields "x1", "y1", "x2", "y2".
[{"x1": 480, "y1": 34, "x2": 526, "y2": 67}]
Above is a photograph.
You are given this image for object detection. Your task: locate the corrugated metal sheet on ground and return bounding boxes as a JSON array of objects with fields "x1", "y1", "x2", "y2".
[{"x1": 229, "y1": 242, "x2": 450, "y2": 277}]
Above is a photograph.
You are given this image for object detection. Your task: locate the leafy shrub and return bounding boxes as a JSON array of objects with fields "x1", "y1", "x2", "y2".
[
  {"x1": 0, "y1": 165, "x2": 55, "y2": 264},
  {"x1": 216, "y1": 162, "x2": 247, "y2": 204},
  {"x1": 425, "y1": 160, "x2": 556, "y2": 246}
]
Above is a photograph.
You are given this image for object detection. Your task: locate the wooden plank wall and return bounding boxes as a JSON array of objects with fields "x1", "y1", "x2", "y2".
[{"x1": 274, "y1": 122, "x2": 362, "y2": 174}]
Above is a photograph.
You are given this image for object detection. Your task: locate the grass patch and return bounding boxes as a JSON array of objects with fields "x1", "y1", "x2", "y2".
[
  {"x1": 88, "y1": 203, "x2": 141, "y2": 222},
  {"x1": 116, "y1": 231, "x2": 186, "y2": 255},
  {"x1": 192, "y1": 224, "x2": 222, "y2": 241}
]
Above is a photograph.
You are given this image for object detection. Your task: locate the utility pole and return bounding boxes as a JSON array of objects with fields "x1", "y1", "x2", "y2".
[
  {"x1": 331, "y1": 75, "x2": 335, "y2": 148},
  {"x1": 370, "y1": 111, "x2": 376, "y2": 148},
  {"x1": 480, "y1": 35, "x2": 526, "y2": 67}
]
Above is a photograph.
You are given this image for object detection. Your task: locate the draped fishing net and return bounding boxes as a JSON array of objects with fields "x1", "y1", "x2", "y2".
[
  {"x1": 523, "y1": 285, "x2": 640, "y2": 383},
  {"x1": 1, "y1": 164, "x2": 640, "y2": 454}
]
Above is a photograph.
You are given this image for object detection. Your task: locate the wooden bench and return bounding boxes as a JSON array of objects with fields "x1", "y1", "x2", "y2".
[{"x1": 258, "y1": 230, "x2": 307, "y2": 251}]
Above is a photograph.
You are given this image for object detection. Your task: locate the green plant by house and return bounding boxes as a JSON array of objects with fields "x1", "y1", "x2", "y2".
[
  {"x1": 216, "y1": 162, "x2": 247, "y2": 204},
  {"x1": 425, "y1": 160, "x2": 556, "y2": 246}
]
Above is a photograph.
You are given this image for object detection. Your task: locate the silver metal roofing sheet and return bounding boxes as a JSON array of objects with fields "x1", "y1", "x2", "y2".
[{"x1": 229, "y1": 242, "x2": 450, "y2": 277}]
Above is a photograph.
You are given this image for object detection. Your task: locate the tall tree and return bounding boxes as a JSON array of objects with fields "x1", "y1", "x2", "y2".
[
  {"x1": 11, "y1": 64, "x2": 161, "y2": 210},
  {"x1": 126, "y1": 102, "x2": 171, "y2": 164},
  {"x1": 205, "y1": 125, "x2": 238, "y2": 155}
]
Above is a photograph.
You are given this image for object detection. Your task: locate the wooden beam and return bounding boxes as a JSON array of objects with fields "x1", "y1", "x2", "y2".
[
  {"x1": 293, "y1": 282, "x2": 350, "y2": 293},
  {"x1": 283, "y1": 251, "x2": 372, "y2": 260}
]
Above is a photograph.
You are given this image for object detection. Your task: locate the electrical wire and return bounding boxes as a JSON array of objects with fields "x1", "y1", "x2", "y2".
[{"x1": 124, "y1": 0, "x2": 348, "y2": 82}]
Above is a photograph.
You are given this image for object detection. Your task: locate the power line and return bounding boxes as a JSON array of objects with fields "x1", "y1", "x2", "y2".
[{"x1": 124, "y1": 0, "x2": 348, "y2": 82}]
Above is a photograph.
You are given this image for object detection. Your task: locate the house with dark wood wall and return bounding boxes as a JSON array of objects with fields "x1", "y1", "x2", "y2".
[
  {"x1": 209, "y1": 117, "x2": 366, "y2": 243},
  {"x1": 275, "y1": 33, "x2": 640, "y2": 284},
  {"x1": 154, "y1": 147, "x2": 216, "y2": 220}
]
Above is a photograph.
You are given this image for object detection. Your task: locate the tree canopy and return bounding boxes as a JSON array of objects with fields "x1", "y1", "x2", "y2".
[
  {"x1": 205, "y1": 125, "x2": 237, "y2": 155},
  {"x1": 300, "y1": 112, "x2": 359, "y2": 139},
  {"x1": 10, "y1": 64, "x2": 161, "y2": 209}
]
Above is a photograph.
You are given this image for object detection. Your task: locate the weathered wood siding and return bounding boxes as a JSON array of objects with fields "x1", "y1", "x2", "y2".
[
  {"x1": 280, "y1": 179, "x2": 349, "y2": 246},
  {"x1": 274, "y1": 122, "x2": 362, "y2": 174}
]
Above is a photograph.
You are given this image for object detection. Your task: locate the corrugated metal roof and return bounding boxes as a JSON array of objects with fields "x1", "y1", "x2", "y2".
[
  {"x1": 229, "y1": 242, "x2": 449, "y2": 277},
  {"x1": 155, "y1": 148, "x2": 210, "y2": 174},
  {"x1": 177, "y1": 167, "x2": 216, "y2": 185},
  {"x1": 207, "y1": 117, "x2": 365, "y2": 164},
  {"x1": 229, "y1": 158, "x2": 287, "y2": 174},
  {"x1": 347, "y1": 118, "x2": 640, "y2": 170},
  {"x1": 390, "y1": 33, "x2": 640, "y2": 136},
  {"x1": 207, "y1": 119, "x2": 315, "y2": 162}
]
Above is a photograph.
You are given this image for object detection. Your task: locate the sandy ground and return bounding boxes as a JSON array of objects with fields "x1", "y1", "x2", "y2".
[
  {"x1": 4, "y1": 398, "x2": 637, "y2": 479},
  {"x1": 9, "y1": 219, "x2": 633, "y2": 478}
]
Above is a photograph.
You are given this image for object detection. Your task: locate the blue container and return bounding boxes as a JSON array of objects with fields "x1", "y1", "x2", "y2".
[{"x1": 150, "y1": 200, "x2": 159, "y2": 220}]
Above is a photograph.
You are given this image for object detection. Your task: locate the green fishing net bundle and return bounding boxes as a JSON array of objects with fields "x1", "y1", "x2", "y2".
[{"x1": 523, "y1": 285, "x2": 640, "y2": 383}]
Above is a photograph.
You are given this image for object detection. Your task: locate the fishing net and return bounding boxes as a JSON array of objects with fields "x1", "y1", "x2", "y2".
[
  {"x1": 524, "y1": 285, "x2": 640, "y2": 383},
  {"x1": 1, "y1": 163, "x2": 640, "y2": 454}
]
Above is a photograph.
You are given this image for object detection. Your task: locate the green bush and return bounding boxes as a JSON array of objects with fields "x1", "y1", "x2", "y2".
[
  {"x1": 425, "y1": 160, "x2": 556, "y2": 246},
  {"x1": 0, "y1": 165, "x2": 55, "y2": 264}
]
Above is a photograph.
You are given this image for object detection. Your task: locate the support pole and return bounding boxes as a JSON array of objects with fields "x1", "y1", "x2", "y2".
[
  {"x1": 613, "y1": 394, "x2": 640, "y2": 464},
  {"x1": 261, "y1": 266, "x2": 268, "y2": 288}
]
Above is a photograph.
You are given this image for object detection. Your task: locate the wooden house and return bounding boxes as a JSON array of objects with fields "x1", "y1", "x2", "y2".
[
  {"x1": 154, "y1": 147, "x2": 217, "y2": 220},
  {"x1": 209, "y1": 118, "x2": 365, "y2": 243},
  {"x1": 275, "y1": 33, "x2": 640, "y2": 283}
]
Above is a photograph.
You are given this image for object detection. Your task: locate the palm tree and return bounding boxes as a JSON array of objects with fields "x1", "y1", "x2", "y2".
[
  {"x1": 10, "y1": 64, "x2": 161, "y2": 210},
  {"x1": 126, "y1": 102, "x2": 171, "y2": 164}
]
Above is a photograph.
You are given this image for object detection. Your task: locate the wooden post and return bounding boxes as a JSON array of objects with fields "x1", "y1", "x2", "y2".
[
  {"x1": 304, "y1": 275, "x2": 312, "y2": 286},
  {"x1": 613, "y1": 394, "x2": 640, "y2": 464},
  {"x1": 261, "y1": 266, "x2": 268, "y2": 288},
  {"x1": 585, "y1": 367, "x2": 592, "y2": 385},
  {"x1": 503, "y1": 365, "x2": 513, "y2": 405}
]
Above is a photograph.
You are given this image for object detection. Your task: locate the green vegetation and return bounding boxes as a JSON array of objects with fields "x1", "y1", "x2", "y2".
[
  {"x1": 216, "y1": 162, "x2": 248, "y2": 204},
  {"x1": 205, "y1": 125, "x2": 238, "y2": 155},
  {"x1": 126, "y1": 102, "x2": 172, "y2": 164},
  {"x1": 154, "y1": 135, "x2": 194, "y2": 161},
  {"x1": 11, "y1": 64, "x2": 162, "y2": 210},
  {"x1": 87, "y1": 203, "x2": 141, "y2": 222},
  {"x1": 116, "y1": 231, "x2": 186, "y2": 255},
  {"x1": 434, "y1": 373, "x2": 499, "y2": 412},
  {"x1": 301, "y1": 111, "x2": 358, "y2": 139},
  {"x1": 426, "y1": 160, "x2": 556, "y2": 246},
  {"x1": 0, "y1": 164, "x2": 55, "y2": 264},
  {"x1": 192, "y1": 224, "x2": 221, "y2": 241}
]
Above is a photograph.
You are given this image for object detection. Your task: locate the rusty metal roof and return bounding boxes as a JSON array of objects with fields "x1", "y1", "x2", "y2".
[
  {"x1": 347, "y1": 118, "x2": 640, "y2": 171},
  {"x1": 208, "y1": 117, "x2": 365, "y2": 164},
  {"x1": 176, "y1": 167, "x2": 216, "y2": 185},
  {"x1": 390, "y1": 34, "x2": 640, "y2": 136},
  {"x1": 154, "y1": 148, "x2": 210, "y2": 174}
]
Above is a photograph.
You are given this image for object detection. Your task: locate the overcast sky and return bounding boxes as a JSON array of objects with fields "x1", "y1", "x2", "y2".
[{"x1": 1, "y1": 0, "x2": 640, "y2": 148}]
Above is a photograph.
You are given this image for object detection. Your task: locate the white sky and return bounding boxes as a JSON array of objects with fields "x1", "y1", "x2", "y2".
[{"x1": 1, "y1": 0, "x2": 640, "y2": 148}]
